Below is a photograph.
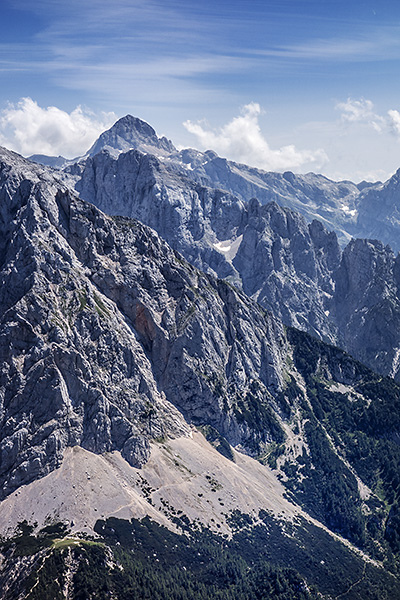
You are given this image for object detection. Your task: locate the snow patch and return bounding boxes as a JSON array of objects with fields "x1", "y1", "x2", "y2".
[
  {"x1": 213, "y1": 235, "x2": 243, "y2": 261},
  {"x1": 341, "y1": 205, "x2": 357, "y2": 217},
  {"x1": 390, "y1": 348, "x2": 400, "y2": 379},
  {"x1": 214, "y1": 241, "x2": 232, "y2": 253}
]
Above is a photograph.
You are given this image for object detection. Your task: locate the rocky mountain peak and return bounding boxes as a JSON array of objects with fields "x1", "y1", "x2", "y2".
[
  {"x1": 87, "y1": 114, "x2": 176, "y2": 158},
  {"x1": 115, "y1": 114, "x2": 156, "y2": 135}
]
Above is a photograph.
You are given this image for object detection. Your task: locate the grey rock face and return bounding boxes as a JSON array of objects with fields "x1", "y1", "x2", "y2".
[
  {"x1": 74, "y1": 144, "x2": 400, "y2": 379},
  {"x1": 231, "y1": 209, "x2": 400, "y2": 379},
  {"x1": 177, "y1": 155, "x2": 360, "y2": 246},
  {"x1": 76, "y1": 148, "x2": 246, "y2": 281},
  {"x1": 0, "y1": 148, "x2": 183, "y2": 497},
  {"x1": 174, "y1": 151, "x2": 400, "y2": 254},
  {"x1": 76, "y1": 149, "x2": 347, "y2": 342},
  {"x1": 1, "y1": 139, "x2": 400, "y2": 494},
  {"x1": 5, "y1": 145, "x2": 400, "y2": 575},
  {"x1": 332, "y1": 238, "x2": 400, "y2": 378},
  {"x1": 0, "y1": 147, "x2": 292, "y2": 499},
  {"x1": 356, "y1": 169, "x2": 400, "y2": 251},
  {"x1": 234, "y1": 200, "x2": 341, "y2": 343},
  {"x1": 171, "y1": 146, "x2": 400, "y2": 255}
]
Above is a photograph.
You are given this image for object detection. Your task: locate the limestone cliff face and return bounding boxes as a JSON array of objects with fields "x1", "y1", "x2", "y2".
[
  {"x1": 0, "y1": 147, "x2": 289, "y2": 500},
  {"x1": 75, "y1": 144, "x2": 400, "y2": 379},
  {"x1": 356, "y1": 169, "x2": 400, "y2": 251},
  {"x1": 27, "y1": 116, "x2": 400, "y2": 380},
  {"x1": 4, "y1": 121, "x2": 400, "y2": 595},
  {"x1": 76, "y1": 150, "x2": 341, "y2": 341},
  {"x1": 233, "y1": 199, "x2": 341, "y2": 343},
  {"x1": 76, "y1": 147, "x2": 246, "y2": 282},
  {"x1": 179, "y1": 154, "x2": 360, "y2": 246},
  {"x1": 236, "y1": 212, "x2": 400, "y2": 378},
  {"x1": 0, "y1": 149, "x2": 184, "y2": 499},
  {"x1": 332, "y1": 238, "x2": 400, "y2": 378},
  {"x1": 31, "y1": 115, "x2": 400, "y2": 254}
]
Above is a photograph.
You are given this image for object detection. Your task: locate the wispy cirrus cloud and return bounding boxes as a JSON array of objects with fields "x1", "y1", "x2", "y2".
[
  {"x1": 184, "y1": 102, "x2": 328, "y2": 173},
  {"x1": 3, "y1": 0, "x2": 400, "y2": 128},
  {"x1": 0, "y1": 0, "x2": 252, "y2": 109},
  {"x1": 6, "y1": 1, "x2": 400, "y2": 106},
  {"x1": 243, "y1": 22, "x2": 400, "y2": 64},
  {"x1": 0, "y1": 97, "x2": 116, "y2": 157}
]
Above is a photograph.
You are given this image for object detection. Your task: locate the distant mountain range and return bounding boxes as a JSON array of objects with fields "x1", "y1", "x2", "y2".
[
  {"x1": 31, "y1": 114, "x2": 400, "y2": 252},
  {"x1": 1, "y1": 117, "x2": 400, "y2": 599},
  {"x1": 31, "y1": 115, "x2": 397, "y2": 381}
]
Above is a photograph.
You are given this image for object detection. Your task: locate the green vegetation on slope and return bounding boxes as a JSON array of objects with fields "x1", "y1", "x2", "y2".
[
  {"x1": 287, "y1": 326, "x2": 400, "y2": 569},
  {"x1": 2, "y1": 514, "x2": 400, "y2": 600}
]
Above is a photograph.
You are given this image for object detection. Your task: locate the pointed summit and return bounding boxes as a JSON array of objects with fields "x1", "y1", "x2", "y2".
[{"x1": 87, "y1": 115, "x2": 176, "y2": 158}]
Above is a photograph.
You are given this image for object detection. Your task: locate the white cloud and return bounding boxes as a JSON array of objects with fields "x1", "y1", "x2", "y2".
[
  {"x1": 0, "y1": 98, "x2": 116, "y2": 157},
  {"x1": 183, "y1": 103, "x2": 328, "y2": 173},
  {"x1": 291, "y1": 98, "x2": 400, "y2": 182},
  {"x1": 388, "y1": 109, "x2": 400, "y2": 136},
  {"x1": 336, "y1": 98, "x2": 385, "y2": 132},
  {"x1": 336, "y1": 98, "x2": 400, "y2": 140}
]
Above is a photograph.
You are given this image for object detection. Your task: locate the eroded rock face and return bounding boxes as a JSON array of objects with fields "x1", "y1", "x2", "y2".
[
  {"x1": 30, "y1": 115, "x2": 400, "y2": 255},
  {"x1": 76, "y1": 151, "x2": 342, "y2": 342},
  {"x1": 233, "y1": 200, "x2": 341, "y2": 344},
  {"x1": 4, "y1": 146, "x2": 400, "y2": 572},
  {"x1": 74, "y1": 142, "x2": 400, "y2": 380},
  {"x1": 1, "y1": 145, "x2": 400, "y2": 500},
  {"x1": 179, "y1": 156, "x2": 361, "y2": 246},
  {"x1": 27, "y1": 115, "x2": 400, "y2": 379},
  {"x1": 356, "y1": 169, "x2": 400, "y2": 251},
  {"x1": 0, "y1": 148, "x2": 290, "y2": 499},
  {"x1": 76, "y1": 148, "x2": 246, "y2": 283},
  {"x1": 332, "y1": 238, "x2": 400, "y2": 378}
]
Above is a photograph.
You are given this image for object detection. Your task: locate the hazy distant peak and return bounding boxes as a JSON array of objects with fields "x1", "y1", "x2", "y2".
[{"x1": 28, "y1": 153, "x2": 70, "y2": 169}]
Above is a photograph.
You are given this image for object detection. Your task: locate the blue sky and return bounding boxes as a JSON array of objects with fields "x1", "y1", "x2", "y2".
[{"x1": 2, "y1": 0, "x2": 400, "y2": 181}]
